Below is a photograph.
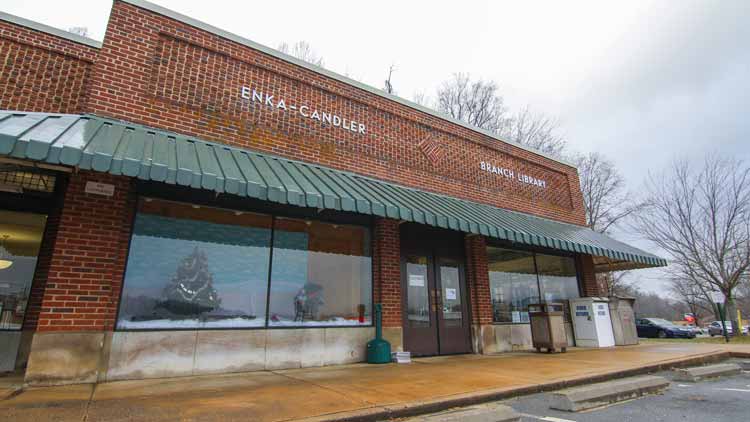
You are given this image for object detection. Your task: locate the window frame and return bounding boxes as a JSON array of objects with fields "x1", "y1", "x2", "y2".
[
  {"x1": 486, "y1": 240, "x2": 583, "y2": 325},
  {"x1": 115, "y1": 192, "x2": 374, "y2": 332}
]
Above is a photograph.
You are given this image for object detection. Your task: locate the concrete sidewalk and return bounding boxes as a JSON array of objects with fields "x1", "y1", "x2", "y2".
[{"x1": 1, "y1": 343, "x2": 748, "y2": 422}]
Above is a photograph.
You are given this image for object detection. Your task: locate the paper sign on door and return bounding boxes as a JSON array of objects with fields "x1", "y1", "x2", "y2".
[
  {"x1": 408, "y1": 274, "x2": 425, "y2": 287},
  {"x1": 445, "y1": 288, "x2": 457, "y2": 300}
]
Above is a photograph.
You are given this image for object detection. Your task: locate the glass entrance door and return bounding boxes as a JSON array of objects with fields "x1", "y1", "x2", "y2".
[
  {"x1": 0, "y1": 210, "x2": 46, "y2": 372},
  {"x1": 402, "y1": 251, "x2": 471, "y2": 356},
  {"x1": 436, "y1": 257, "x2": 469, "y2": 354}
]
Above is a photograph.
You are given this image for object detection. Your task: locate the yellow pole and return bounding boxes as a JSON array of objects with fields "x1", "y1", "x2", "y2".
[{"x1": 738, "y1": 309, "x2": 744, "y2": 333}]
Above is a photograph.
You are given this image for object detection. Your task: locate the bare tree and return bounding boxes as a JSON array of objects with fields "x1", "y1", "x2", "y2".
[
  {"x1": 600, "y1": 271, "x2": 630, "y2": 296},
  {"x1": 411, "y1": 91, "x2": 429, "y2": 107},
  {"x1": 573, "y1": 152, "x2": 643, "y2": 295},
  {"x1": 498, "y1": 106, "x2": 566, "y2": 157},
  {"x1": 575, "y1": 152, "x2": 642, "y2": 234},
  {"x1": 278, "y1": 41, "x2": 324, "y2": 67},
  {"x1": 669, "y1": 273, "x2": 714, "y2": 326},
  {"x1": 633, "y1": 156, "x2": 750, "y2": 338},
  {"x1": 434, "y1": 74, "x2": 566, "y2": 157},
  {"x1": 436, "y1": 73, "x2": 509, "y2": 133},
  {"x1": 627, "y1": 286, "x2": 682, "y2": 320}
]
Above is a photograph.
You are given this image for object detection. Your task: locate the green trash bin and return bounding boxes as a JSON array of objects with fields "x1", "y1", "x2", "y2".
[{"x1": 367, "y1": 304, "x2": 391, "y2": 364}]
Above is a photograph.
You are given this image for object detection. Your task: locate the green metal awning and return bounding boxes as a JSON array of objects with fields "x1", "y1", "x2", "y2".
[{"x1": 0, "y1": 111, "x2": 667, "y2": 270}]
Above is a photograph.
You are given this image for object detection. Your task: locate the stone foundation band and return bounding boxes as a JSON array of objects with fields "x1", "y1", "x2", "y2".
[
  {"x1": 480, "y1": 161, "x2": 547, "y2": 189},
  {"x1": 242, "y1": 86, "x2": 366, "y2": 135}
]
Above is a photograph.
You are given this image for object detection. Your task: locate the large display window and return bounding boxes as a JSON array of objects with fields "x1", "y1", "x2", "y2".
[
  {"x1": 268, "y1": 218, "x2": 372, "y2": 327},
  {"x1": 487, "y1": 246, "x2": 580, "y2": 324},
  {"x1": 117, "y1": 200, "x2": 273, "y2": 329},
  {"x1": 116, "y1": 199, "x2": 372, "y2": 330}
]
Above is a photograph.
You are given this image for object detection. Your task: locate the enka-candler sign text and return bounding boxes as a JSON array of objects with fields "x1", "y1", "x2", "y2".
[
  {"x1": 241, "y1": 86, "x2": 366, "y2": 135},
  {"x1": 480, "y1": 161, "x2": 547, "y2": 188}
]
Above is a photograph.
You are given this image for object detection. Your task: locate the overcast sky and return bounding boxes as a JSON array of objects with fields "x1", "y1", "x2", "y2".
[{"x1": 4, "y1": 0, "x2": 749, "y2": 294}]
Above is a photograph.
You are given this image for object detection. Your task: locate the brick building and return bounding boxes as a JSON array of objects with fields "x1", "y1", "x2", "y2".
[{"x1": 0, "y1": 0, "x2": 664, "y2": 385}]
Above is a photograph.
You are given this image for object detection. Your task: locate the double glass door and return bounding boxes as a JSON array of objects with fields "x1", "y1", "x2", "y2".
[{"x1": 402, "y1": 251, "x2": 471, "y2": 356}]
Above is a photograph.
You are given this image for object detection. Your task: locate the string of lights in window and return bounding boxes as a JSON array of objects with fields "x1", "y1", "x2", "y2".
[{"x1": 0, "y1": 164, "x2": 56, "y2": 194}]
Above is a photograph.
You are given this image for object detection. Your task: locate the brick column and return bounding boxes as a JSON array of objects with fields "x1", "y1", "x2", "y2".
[
  {"x1": 465, "y1": 234, "x2": 493, "y2": 325},
  {"x1": 35, "y1": 171, "x2": 136, "y2": 331},
  {"x1": 26, "y1": 171, "x2": 135, "y2": 385},
  {"x1": 372, "y1": 218, "x2": 403, "y2": 351},
  {"x1": 372, "y1": 218, "x2": 401, "y2": 327},
  {"x1": 577, "y1": 254, "x2": 606, "y2": 297}
]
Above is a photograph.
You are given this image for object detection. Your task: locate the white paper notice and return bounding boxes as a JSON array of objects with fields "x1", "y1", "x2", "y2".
[
  {"x1": 445, "y1": 288, "x2": 457, "y2": 300},
  {"x1": 408, "y1": 274, "x2": 425, "y2": 287}
]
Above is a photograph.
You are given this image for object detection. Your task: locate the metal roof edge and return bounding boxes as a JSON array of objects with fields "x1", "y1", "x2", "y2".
[
  {"x1": 120, "y1": 0, "x2": 577, "y2": 169},
  {"x1": 0, "y1": 11, "x2": 102, "y2": 48},
  {"x1": 1, "y1": 109, "x2": 663, "y2": 267},
  {"x1": 89, "y1": 109, "x2": 658, "y2": 264}
]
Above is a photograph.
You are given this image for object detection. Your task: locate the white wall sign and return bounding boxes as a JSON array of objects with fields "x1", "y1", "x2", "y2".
[
  {"x1": 84, "y1": 181, "x2": 115, "y2": 197},
  {"x1": 479, "y1": 161, "x2": 547, "y2": 189},
  {"x1": 241, "y1": 86, "x2": 366, "y2": 135},
  {"x1": 408, "y1": 274, "x2": 425, "y2": 287}
]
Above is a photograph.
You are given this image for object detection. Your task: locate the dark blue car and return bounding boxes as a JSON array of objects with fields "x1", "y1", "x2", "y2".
[{"x1": 636, "y1": 318, "x2": 696, "y2": 339}]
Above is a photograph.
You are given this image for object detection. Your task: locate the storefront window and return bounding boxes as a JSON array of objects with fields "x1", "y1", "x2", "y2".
[
  {"x1": 117, "y1": 200, "x2": 272, "y2": 329},
  {"x1": 488, "y1": 248, "x2": 538, "y2": 323},
  {"x1": 536, "y1": 253, "x2": 579, "y2": 303},
  {"x1": 268, "y1": 218, "x2": 372, "y2": 327},
  {"x1": 0, "y1": 211, "x2": 46, "y2": 330},
  {"x1": 487, "y1": 246, "x2": 580, "y2": 324}
]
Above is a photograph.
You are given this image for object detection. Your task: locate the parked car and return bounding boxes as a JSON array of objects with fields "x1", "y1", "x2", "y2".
[
  {"x1": 636, "y1": 318, "x2": 696, "y2": 339},
  {"x1": 707, "y1": 321, "x2": 749, "y2": 336},
  {"x1": 685, "y1": 325, "x2": 705, "y2": 336}
]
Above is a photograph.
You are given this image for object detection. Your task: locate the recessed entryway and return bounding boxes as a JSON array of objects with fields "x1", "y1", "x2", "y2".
[{"x1": 400, "y1": 224, "x2": 471, "y2": 356}]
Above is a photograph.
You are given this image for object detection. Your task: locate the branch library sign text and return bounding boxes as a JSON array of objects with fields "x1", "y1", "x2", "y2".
[{"x1": 480, "y1": 161, "x2": 547, "y2": 188}]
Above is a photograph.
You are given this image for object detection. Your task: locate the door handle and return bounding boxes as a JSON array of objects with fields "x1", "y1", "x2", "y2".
[{"x1": 430, "y1": 289, "x2": 442, "y2": 311}]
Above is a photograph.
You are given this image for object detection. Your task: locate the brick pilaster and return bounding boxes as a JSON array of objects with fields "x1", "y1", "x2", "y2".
[
  {"x1": 465, "y1": 235, "x2": 493, "y2": 325},
  {"x1": 578, "y1": 254, "x2": 606, "y2": 297},
  {"x1": 36, "y1": 171, "x2": 136, "y2": 332},
  {"x1": 372, "y1": 218, "x2": 402, "y2": 327}
]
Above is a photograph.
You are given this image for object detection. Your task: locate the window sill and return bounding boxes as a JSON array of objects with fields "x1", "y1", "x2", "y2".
[{"x1": 114, "y1": 324, "x2": 375, "y2": 332}]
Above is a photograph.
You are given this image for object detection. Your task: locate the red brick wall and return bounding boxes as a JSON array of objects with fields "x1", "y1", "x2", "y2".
[
  {"x1": 0, "y1": 19, "x2": 98, "y2": 113},
  {"x1": 373, "y1": 218, "x2": 402, "y2": 327},
  {"x1": 84, "y1": 1, "x2": 586, "y2": 226},
  {"x1": 465, "y1": 235, "x2": 493, "y2": 325},
  {"x1": 578, "y1": 255, "x2": 605, "y2": 297},
  {"x1": 35, "y1": 171, "x2": 135, "y2": 332}
]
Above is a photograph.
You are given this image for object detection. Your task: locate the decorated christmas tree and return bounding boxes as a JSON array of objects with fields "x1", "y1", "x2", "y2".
[{"x1": 158, "y1": 246, "x2": 221, "y2": 316}]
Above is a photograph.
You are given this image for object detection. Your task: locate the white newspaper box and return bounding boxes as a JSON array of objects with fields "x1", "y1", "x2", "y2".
[{"x1": 569, "y1": 297, "x2": 615, "y2": 347}]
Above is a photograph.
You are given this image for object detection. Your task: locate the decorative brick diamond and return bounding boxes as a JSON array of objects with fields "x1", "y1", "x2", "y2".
[{"x1": 417, "y1": 134, "x2": 445, "y2": 163}]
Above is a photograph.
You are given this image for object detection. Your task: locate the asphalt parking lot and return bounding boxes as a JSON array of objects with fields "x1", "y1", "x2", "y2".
[{"x1": 505, "y1": 362, "x2": 750, "y2": 422}]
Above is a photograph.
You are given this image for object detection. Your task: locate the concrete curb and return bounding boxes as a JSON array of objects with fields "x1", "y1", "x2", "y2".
[
  {"x1": 548, "y1": 375, "x2": 669, "y2": 412},
  {"x1": 291, "y1": 350, "x2": 733, "y2": 422},
  {"x1": 404, "y1": 404, "x2": 520, "y2": 422},
  {"x1": 672, "y1": 363, "x2": 741, "y2": 382},
  {"x1": 0, "y1": 387, "x2": 23, "y2": 401}
]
